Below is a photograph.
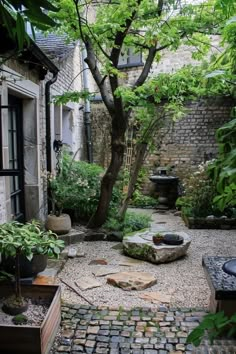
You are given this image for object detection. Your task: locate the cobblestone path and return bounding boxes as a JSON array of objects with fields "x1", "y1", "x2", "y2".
[{"x1": 52, "y1": 304, "x2": 236, "y2": 354}]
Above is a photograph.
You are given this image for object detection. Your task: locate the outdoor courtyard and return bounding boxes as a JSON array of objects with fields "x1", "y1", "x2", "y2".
[{"x1": 49, "y1": 210, "x2": 236, "y2": 354}]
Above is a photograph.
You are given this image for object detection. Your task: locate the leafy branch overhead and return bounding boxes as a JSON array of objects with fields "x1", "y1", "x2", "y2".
[
  {"x1": 0, "y1": 0, "x2": 59, "y2": 48},
  {"x1": 53, "y1": 90, "x2": 95, "y2": 105}
]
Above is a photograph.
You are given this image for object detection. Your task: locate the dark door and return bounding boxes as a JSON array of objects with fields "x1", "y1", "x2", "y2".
[{"x1": 0, "y1": 95, "x2": 25, "y2": 221}]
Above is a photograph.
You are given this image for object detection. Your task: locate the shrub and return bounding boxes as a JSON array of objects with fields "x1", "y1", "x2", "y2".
[
  {"x1": 50, "y1": 152, "x2": 123, "y2": 222},
  {"x1": 104, "y1": 211, "x2": 151, "y2": 236},
  {"x1": 208, "y1": 118, "x2": 236, "y2": 215},
  {"x1": 176, "y1": 161, "x2": 217, "y2": 217},
  {"x1": 128, "y1": 167, "x2": 159, "y2": 208},
  {"x1": 130, "y1": 190, "x2": 158, "y2": 208}
]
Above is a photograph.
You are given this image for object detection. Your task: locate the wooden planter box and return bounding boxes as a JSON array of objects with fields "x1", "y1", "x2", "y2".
[
  {"x1": 0, "y1": 284, "x2": 61, "y2": 354},
  {"x1": 183, "y1": 214, "x2": 236, "y2": 229}
]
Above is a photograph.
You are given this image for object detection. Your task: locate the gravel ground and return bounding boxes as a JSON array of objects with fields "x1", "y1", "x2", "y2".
[
  {"x1": 57, "y1": 210, "x2": 236, "y2": 309},
  {"x1": 0, "y1": 298, "x2": 49, "y2": 326}
]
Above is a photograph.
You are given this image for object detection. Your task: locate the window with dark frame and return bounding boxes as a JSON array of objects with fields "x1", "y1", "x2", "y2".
[
  {"x1": 0, "y1": 97, "x2": 25, "y2": 221},
  {"x1": 118, "y1": 48, "x2": 143, "y2": 68}
]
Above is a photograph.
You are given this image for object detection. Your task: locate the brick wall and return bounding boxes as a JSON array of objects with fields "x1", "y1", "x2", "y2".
[
  {"x1": 144, "y1": 97, "x2": 234, "y2": 183},
  {"x1": 91, "y1": 97, "x2": 234, "y2": 191}
]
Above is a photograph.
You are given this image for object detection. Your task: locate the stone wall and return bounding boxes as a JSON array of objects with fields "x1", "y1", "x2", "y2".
[
  {"x1": 144, "y1": 97, "x2": 234, "y2": 186},
  {"x1": 91, "y1": 97, "x2": 234, "y2": 193}
]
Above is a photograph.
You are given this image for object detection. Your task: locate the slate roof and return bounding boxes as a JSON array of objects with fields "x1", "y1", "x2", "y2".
[{"x1": 35, "y1": 33, "x2": 76, "y2": 61}]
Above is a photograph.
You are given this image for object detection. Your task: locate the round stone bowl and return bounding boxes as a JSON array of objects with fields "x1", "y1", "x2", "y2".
[{"x1": 123, "y1": 230, "x2": 191, "y2": 264}]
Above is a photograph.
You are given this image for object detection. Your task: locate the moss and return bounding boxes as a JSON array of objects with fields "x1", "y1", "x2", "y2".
[
  {"x1": 12, "y1": 314, "x2": 28, "y2": 325},
  {"x1": 125, "y1": 243, "x2": 151, "y2": 260}
]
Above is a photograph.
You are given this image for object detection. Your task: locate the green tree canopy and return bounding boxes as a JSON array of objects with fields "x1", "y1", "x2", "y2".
[{"x1": 51, "y1": 0, "x2": 234, "y2": 227}]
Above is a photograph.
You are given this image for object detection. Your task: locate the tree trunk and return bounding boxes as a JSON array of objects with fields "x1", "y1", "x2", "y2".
[
  {"x1": 15, "y1": 250, "x2": 21, "y2": 300},
  {"x1": 119, "y1": 142, "x2": 148, "y2": 219},
  {"x1": 88, "y1": 135, "x2": 126, "y2": 228}
]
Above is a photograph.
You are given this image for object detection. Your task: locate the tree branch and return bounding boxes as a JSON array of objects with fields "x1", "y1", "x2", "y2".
[
  {"x1": 133, "y1": 46, "x2": 157, "y2": 88},
  {"x1": 85, "y1": 39, "x2": 115, "y2": 114},
  {"x1": 110, "y1": 0, "x2": 142, "y2": 67},
  {"x1": 132, "y1": 0, "x2": 164, "y2": 88}
]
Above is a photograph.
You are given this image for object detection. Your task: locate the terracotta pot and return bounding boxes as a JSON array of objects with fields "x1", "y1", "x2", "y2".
[{"x1": 45, "y1": 213, "x2": 71, "y2": 235}]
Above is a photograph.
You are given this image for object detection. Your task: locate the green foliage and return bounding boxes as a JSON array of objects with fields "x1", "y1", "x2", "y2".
[
  {"x1": 49, "y1": 0, "x2": 234, "y2": 227},
  {"x1": 0, "y1": 270, "x2": 13, "y2": 282},
  {"x1": 49, "y1": 152, "x2": 123, "y2": 221},
  {"x1": 104, "y1": 211, "x2": 151, "y2": 236},
  {"x1": 116, "y1": 64, "x2": 233, "y2": 115},
  {"x1": 0, "y1": 221, "x2": 64, "y2": 261},
  {"x1": 129, "y1": 168, "x2": 158, "y2": 208},
  {"x1": 52, "y1": 0, "x2": 232, "y2": 69},
  {"x1": 0, "y1": 219, "x2": 64, "y2": 301},
  {"x1": 0, "y1": 0, "x2": 58, "y2": 49},
  {"x1": 208, "y1": 117, "x2": 236, "y2": 213},
  {"x1": 176, "y1": 161, "x2": 217, "y2": 217},
  {"x1": 12, "y1": 314, "x2": 28, "y2": 325},
  {"x1": 53, "y1": 90, "x2": 95, "y2": 105},
  {"x1": 131, "y1": 192, "x2": 158, "y2": 208},
  {"x1": 187, "y1": 311, "x2": 236, "y2": 347},
  {"x1": 49, "y1": 152, "x2": 103, "y2": 220}
]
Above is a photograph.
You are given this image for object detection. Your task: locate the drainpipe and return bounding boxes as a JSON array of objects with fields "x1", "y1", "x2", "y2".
[
  {"x1": 81, "y1": 48, "x2": 93, "y2": 163},
  {"x1": 45, "y1": 73, "x2": 58, "y2": 173},
  {"x1": 45, "y1": 72, "x2": 58, "y2": 215}
]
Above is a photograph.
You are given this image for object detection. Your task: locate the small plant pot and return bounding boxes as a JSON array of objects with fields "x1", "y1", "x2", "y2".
[
  {"x1": 153, "y1": 235, "x2": 164, "y2": 245},
  {"x1": 2, "y1": 296, "x2": 28, "y2": 315},
  {"x1": 45, "y1": 213, "x2": 71, "y2": 235}
]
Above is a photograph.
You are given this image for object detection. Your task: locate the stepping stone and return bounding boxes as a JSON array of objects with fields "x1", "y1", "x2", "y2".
[
  {"x1": 139, "y1": 292, "x2": 172, "y2": 304},
  {"x1": 89, "y1": 259, "x2": 108, "y2": 265},
  {"x1": 119, "y1": 256, "x2": 145, "y2": 266},
  {"x1": 107, "y1": 272, "x2": 157, "y2": 290},
  {"x1": 75, "y1": 277, "x2": 102, "y2": 290},
  {"x1": 93, "y1": 267, "x2": 119, "y2": 277}
]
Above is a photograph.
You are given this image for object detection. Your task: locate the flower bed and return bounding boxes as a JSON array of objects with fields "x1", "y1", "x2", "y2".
[{"x1": 183, "y1": 214, "x2": 236, "y2": 229}]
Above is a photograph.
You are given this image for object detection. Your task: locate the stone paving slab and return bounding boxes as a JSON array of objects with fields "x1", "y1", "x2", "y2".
[{"x1": 51, "y1": 305, "x2": 236, "y2": 354}]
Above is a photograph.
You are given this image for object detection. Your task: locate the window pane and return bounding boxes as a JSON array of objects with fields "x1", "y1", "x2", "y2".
[{"x1": 15, "y1": 194, "x2": 20, "y2": 215}]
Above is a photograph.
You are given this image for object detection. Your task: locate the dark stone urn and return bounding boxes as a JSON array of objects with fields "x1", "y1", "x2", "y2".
[
  {"x1": 2, "y1": 254, "x2": 48, "y2": 278},
  {"x1": 149, "y1": 167, "x2": 179, "y2": 209}
]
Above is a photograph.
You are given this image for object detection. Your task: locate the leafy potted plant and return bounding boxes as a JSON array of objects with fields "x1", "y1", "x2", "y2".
[
  {"x1": 0, "y1": 220, "x2": 64, "y2": 354},
  {"x1": 152, "y1": 233, "x2": 164, "y2": 245},
  {"x1": 0, "y1": 220, "x2": 64, "y2": 315}
]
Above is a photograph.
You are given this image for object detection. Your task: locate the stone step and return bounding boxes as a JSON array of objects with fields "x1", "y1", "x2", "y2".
[{"x1": 58, "y1": 228, "x2": 85, "y2": 245}]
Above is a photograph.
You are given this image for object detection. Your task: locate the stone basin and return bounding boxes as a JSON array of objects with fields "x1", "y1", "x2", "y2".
[
  {"x1": 123, "y1": 230, "x2": 191, "y2": 264},
  {"x1": 149, "y1": 175, "x2": 178, "y2": 184}
]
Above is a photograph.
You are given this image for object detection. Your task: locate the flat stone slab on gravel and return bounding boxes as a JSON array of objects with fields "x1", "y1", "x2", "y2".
[
  {"x1": 118, "y1": 255, "x2": 145, "y2": 266},
  {"x1": 123, "y1": 230, "x2": 191, "y2": 264},
  {"x1": 107, "y1": 271, "x2": 157, "y2": 290},
  {"x1": 75, "y1": 277, "x2": 102, "y2": 290},
  {"x1": 93, "y1": 267, "x2": 120, "y2": 277}
]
